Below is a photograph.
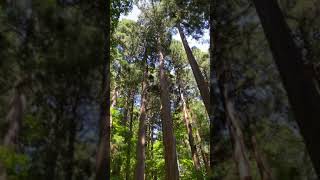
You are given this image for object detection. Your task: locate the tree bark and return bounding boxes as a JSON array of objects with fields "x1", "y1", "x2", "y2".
[
  {"x1": 253, "y1": 0, "x2": 320, "y2": 176},
  {"x1": 135, "y1": 51, "x2": 149, "y2": 180},
  {"x1": 0, "y1": 85, "x2": 26, "y2": 180},
  {"x1": 209, "y1": 1, "x2": 228, "y2": 178},
  {"x1": 177, "y1": 24, "x2": 210, "y2": 115},
  {"x1": 218, "y1": 63, "x2": 252, "y2": 180},
  {"x1": 250, "y1": 133, "x2": 272, "y2": 180},
  {"x1": 195, "y1": 124, "x2": 210, "y2": 174},
  {"x1": 179, "y1": 88, "x2": 202, "y2": 178},
  {"x1": 158, "y1": 44, "x2": 179, "y2": 180},
  {"x1": 95, "y1": 0, "x2": 110, "y2": 178},
  {"x1": 125, "y1": 92, "x2": 135, "y2": 180}
]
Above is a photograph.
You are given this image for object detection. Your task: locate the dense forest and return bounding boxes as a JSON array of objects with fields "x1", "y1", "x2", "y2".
[{"x1": 0, "y1": 0, "x2": 320, "y2": 179}]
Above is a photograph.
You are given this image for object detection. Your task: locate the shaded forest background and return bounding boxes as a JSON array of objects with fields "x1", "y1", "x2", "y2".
[{"x1": 0, "y1": 0, "x2": 320, "y2": 179}]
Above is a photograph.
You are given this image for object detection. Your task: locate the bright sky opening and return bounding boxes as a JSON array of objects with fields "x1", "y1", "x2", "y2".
[{"x1": 120, "y1": 5, "x2": 209, "y2": 52}]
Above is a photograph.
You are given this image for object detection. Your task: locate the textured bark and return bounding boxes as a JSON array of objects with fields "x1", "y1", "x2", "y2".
[
  {"x1": 110, "y1": 86, "x2": 119, "y2": 129},
  {"x1": 158, "y1": 44, "x2": 179, "y2": 180},
  {"x1": 195, "y1": 126, "x2": 210, "y2": 173},
  {"x1": 218, "y1": 64, "x2": 252, "y2": 180},
  {"x1": 95, "y1": 0, "x2": 110, "y2": 178},
  {"x1": 253, "y1": 0, "x2": 320, "y2": 176},
  {"x1": 179, "y1": 89, "x2": 202, "y2": 178},
  {"x1": 135, "y1": 52, "x2": 149, "y2": 180},
  {"x1": 125, "y1": 93, "x2": 135, "y2": 180},
  {"x1": 251, "y1": 133, "x2": 272, "y2": 180},
  {"x1": 209, "y1": 1, "x2": 228, "y2": 178},
  {"x1": 3, "y1": 86, "x2": 26, "y2": 148},
  {"x1": 0, "y1": 85, "x2": 26, "y2": 180},
  {"x1": 177, "y1": 24, "x2": 210, "y2": 115}
]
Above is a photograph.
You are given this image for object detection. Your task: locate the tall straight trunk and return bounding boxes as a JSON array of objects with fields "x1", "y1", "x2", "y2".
[
  {"x1": 0, "y1": 85, "x2": 26, "y2": 180},
  {"x1": 135, "y1": 51, "x2": 149, "y2": 180},
  {"x1": 195, "y1": 124, "x2": 210, "y2": 173},
  {"x1": 3, "y1": 86, "x2": 26, "y2": 148},
  {"x1": 250, "y1": 133, "x2": 272, "y2": 180},
  {"x1": 110, "y1": 86, "x2": 119, "y2": 129},
  {"x1": 158, "y1": 44, "x2": 179, "y2": 180},
  {"x1": 125, "y1": 93, "x2": 135, "y2": 180},
  {"x1": 0, "y1": 1, "x2": 32, "y2": 179},
  {"x1": 253, "y1": 0, "x2": 320, "y2": 176},
  {"x1": 95, "y1": 0, "x2": 110, "y2": 178},
  {"x1": 177, "y1": 24, "x2": 210, "y2": 114},
  {"x1": 179, "y1": 88, "x2": 202, "y2": 177},
  {"x1": 209, "y1": 1, "x2": 228, "y2": 178}
]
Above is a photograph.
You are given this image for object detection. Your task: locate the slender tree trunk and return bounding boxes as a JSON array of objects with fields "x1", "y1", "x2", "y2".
[
  {"x1": 177, "y1": 24, "x2": 210, "y2": 114},
  {"x1": 95, "y1": 0, "x2": 110, "y2": 178},
  {"x1": 253, "y1": 0, "x2": 320, "y2": 176},
  {"x1": 135, "y1": 51, "x2": 149, "y2": 180},
  {"x1": 218, "y1": 64, "x2": 252, "y2": 180},
  {"x1": 0, "y1": 1, "x2": 32, "y2": 179},
  {"x1": 125, "y1": 93, "x2": 135, "y2": 180},
  {"x1": 0, "y1": 85, "x2": 26, "y2": 180},
  {"x1": 250, "y1": 132, "x2": 272, "y2": 180},
  {"x1": 158, "y1": 44, "x2": 179, "y2": 180},
  {"x1": 3, "y1": 86, "x2": 26, "y2": 148},
  {"x1": 179, "y1": 88, "x2": 202, "y2": 178},
  {"x1": 195, "y1": 126, "x2": 210, "y2": 173},
  {"x1": 110, "y1": 86, "x2": 119, "y2": 129}
]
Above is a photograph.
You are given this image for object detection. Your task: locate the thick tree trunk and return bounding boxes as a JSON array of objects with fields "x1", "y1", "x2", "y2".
[
  {"x1": 253, "y1": 0, "x2": 320, "y2": 176},
  {"x1": 158, "y1": 44, "x2": 179, "y2": 180},
  {"x1": 179, "y1": 89, "x2": 202, "y2": 178},
  {"x1": 135, "y1": 52, "x2": 149, "y2": 180},
  {"x1": 95, "y1": 0, "x2": 110, "y2": 178},
  {"x1": 177, "y1": 24, "x2": 210, "y2": 114},
  {"x1": 209, "y1": 1, "x2": 228, "y2": 178}
]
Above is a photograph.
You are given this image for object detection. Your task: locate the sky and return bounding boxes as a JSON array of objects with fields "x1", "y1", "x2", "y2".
[{"x1": 119, "y1": 5, "x2": 209, "y2": 52}]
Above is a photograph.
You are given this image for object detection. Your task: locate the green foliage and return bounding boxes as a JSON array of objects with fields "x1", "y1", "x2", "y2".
[{"x1": 0, "y1": 147, "x2": 29, "y2": 179}]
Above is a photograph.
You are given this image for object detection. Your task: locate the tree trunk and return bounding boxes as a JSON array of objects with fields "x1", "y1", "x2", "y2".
[
  {"x1": 3, "y1": 86, "x2": 26, "y2": 148},
  {"x1": 253, "y1": 0, "x2": 320, "y2": 176},
  {"x1": 250, "y1": 133, "x2": 272, "y2": 180},
  {"x1": 95, "y1": 0, "x2": 110, "y2": 178},
  {"x1": 0, "y1": 85, "x2": 26, "y2": 180},
  {"x1": 177, "y1": 24, "x2": 210, "y2": 114},
  {"x1": 158, "y1": 44, "x2": 179, "y2": 180},
  {"x1": 179, "y1": 88, "x2": 202, "y2": 178},
  {"x1": 135, "y1": 51, "x2": 149, "y2": 180},
  {"x1": 209, "y1": 1, "x2": 228, "y2": 178},
  {"x1": 195, "y1": 125, "x2": 210, "y2": 174},
  {"x1": 219, "y1": 65, "x2": 252, "y2": 180},
  {"x1": 125, "y1": 93, "x2": 135, "y2": 180}
]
